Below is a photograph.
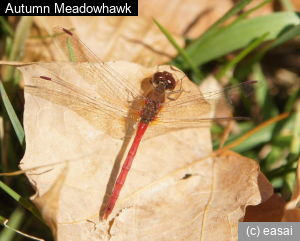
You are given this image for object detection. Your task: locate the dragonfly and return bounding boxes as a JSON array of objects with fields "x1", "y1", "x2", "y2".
[{"x1": 25, "y1": 26, "x2": 260, "y2": 220}]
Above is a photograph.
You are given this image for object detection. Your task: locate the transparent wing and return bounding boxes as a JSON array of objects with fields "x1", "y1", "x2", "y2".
[
  {"x1": 143, "y1": 116, "x2": 249, "y2": 140},
  {"x1": 159, "y1": 81, "x2": 259, "y2": 119},
  {"x1": 143, "y1": 81, "x2": 261, "y2": 139},
  {"x1": 52, "y1": 26, "x2": 145, "y2": 104},
  {"x1": 25, "y1": 76, "x2": 142, "y2": 139}
]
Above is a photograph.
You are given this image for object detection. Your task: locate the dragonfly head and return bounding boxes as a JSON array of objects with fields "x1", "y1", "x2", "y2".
[{"x1": 151, "y1": 71, "x2": 176, "y2": 92}]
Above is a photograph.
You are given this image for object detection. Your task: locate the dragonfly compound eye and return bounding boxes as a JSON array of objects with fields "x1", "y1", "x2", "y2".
[
  {"x1": 152, "y1": 71, "x2": 176, "y2": 90},
  {"x1": 164, "y1": 73, "x2": 176, "y2": 90}
]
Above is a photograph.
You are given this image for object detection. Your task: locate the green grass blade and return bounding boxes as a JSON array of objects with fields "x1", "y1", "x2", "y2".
[
  {"x1": 0, "y1": 210, "x2": 44, "y2": 241},
  {"x1": 0, "y1": 207, "x2": 25, "y2": 241},
  {"x1": 280, "y1": 102, "x2": 300, "y2": 195},
  {"x1": 182, "y1": 12, "x2": 300, "y2": 67},
  {"x1": 284, "y1": 87, "x2": 299, "y2": 112},
  {"x1": 235, "y1": 23, "x2": 300, "y2": 80},
  {"x1": 67, "y1": 36, "x2": 75, "y2": 62},
  {"x1": 175, "y1": 0, "x2": 271, "y2": 70},
  {"x1": 0, "y1": 17, "x2": 14, "y2": 37},
  {"x1": 216, "y1": 32, "x2": 270, "y2": 79},
  {"x1": 277, "y1": 106, "x2": 300, "y2": 194},
  {"x1": 230, "y1": 114, "x2": 294, "y2": 153},
  {"x1": 280, "y1": 0, "x2": 295, "y2": 11},
  {"x1": 267, "y1": 165, "x2": 297, "y2": 179},
  {"x1": 4, "y1": 16, "x2": 33, "y2": 83},
  {"x1": 291, "y1": 101, "x2": 300, "y2": 155},
  {"x1": 194, "y1": 0, "x2": 253, "y2": 46},
  {"x1": 0, "y1": 216, "x2": 7, "y2": 224},
  {"x1": 233, "y1": 0, "x2": 274, "y2": 21},
  {"x1": 0, "y1": 181, "x2": 45, "y2": 224},
  {"x1": 212, "y1": 123, "x2": 255, "y2": 150},
  {"x1": 184, "y1": 0, "x2": 271, "y2": 62},
  {"x1": 153, "y1": 18, "x2": 203, "y2": 82},
  {"x1": 0, "y1": 80, "x2": 25, "y2": 149},
  {"x1": 252, "y1": 63, "x2": 278, "y2": 120},
  {"x1": 265, "y1": 23, "x2": 300, "y2": 51}
]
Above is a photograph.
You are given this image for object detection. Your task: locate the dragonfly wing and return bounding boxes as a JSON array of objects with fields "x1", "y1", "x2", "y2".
[
  {"x1": 52, "y1": 26, "x2": 144, "y2": 104},
  {"x1": 145, "y1": 81, "x2": 260, "y2": 139},
  {"x1": 25, "y1": 76, "x2": 141, "y2": 140},
  {"x1": 159, "y1": 95, "x2": 213, "y2": 120},
  {"x1": 160, "y1": 81, "x2": 259, "y2": 120},
  {"x1": 143, "y1": 118, "x2": 212, "y2": 140},
  {"x1": 143, "y1": 116, "x2": 245, "y2": 140}
]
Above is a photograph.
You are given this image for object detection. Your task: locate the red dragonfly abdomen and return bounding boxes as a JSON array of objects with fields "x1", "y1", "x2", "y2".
[{"x1": 104, "y1": 121, "x2": 148, "y2": 220}]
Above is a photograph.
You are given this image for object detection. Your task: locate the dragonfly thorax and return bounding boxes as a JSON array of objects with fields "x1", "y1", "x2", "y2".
[
  {"x1": 140, "y1": 98, "x2": 161, "y2": 124},
  {"x1": 140, "y1": 72, "x2": 176, "y2": 124}
]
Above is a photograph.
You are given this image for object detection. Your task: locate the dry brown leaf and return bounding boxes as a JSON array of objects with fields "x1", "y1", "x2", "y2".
[
  {"x1": 0, "y1": 60, "x2": 273, "y2": 240},
  {"x1": 32, "y1": 165, "x2": 69, "y2": 239},
  {"x1": 24, "y1": 16, "x2": 184, "y2": 66},
  {"x1": 244, "y1": 157, "x2": 300, "y2": 223},
  {"x1": 282, "y1": 209, "x2": 300, "y2": 222},
  {"x1": 292, "y1": 0, "x2": 300, "y2": 10},
  {"x1": 244, "y1": 194, "x2": 286, "y2": 222},
  {"x1": 282, "y1": 157, "x2": 300, "y2": 221}
]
